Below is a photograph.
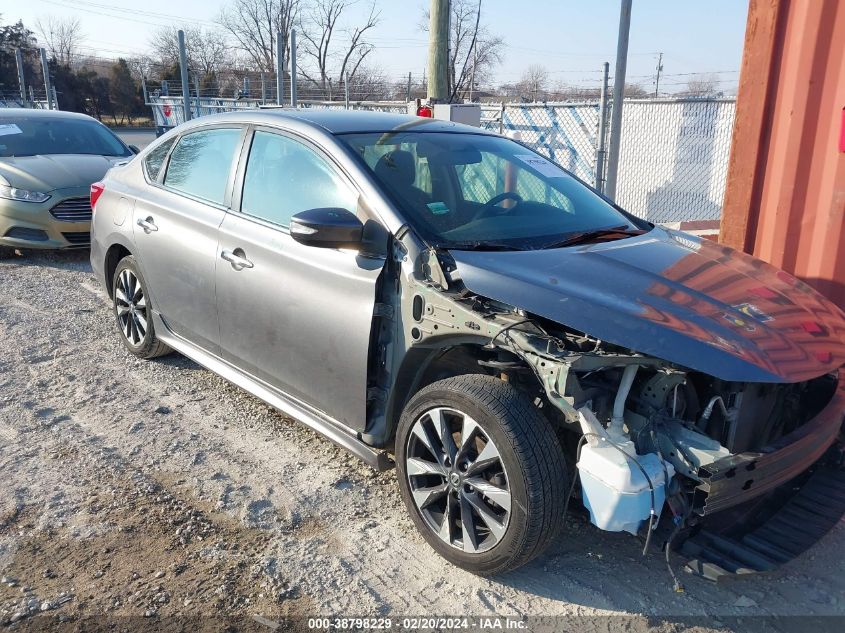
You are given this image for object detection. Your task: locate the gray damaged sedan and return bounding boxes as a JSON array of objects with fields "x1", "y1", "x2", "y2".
[{"x1": 91, "y1": 110, "x2": 845, "y2": 578}]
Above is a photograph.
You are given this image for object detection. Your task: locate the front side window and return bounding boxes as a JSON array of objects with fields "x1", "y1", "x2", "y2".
[
  {"x1": 240, "y1": 130, "x2": 357, "y2": 228},
  {"x1": 341, "y1": 132, "x2": 640, "y2": 250},
  {"x1": 143, "y1": 137, "x2": 175, "y2": 182},
  {"x1": 164, "y1": 128, "x2": 242, "y2": 205}
]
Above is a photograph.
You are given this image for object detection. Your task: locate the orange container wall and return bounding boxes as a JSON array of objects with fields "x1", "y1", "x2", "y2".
[{"x1": 721, "y1": 0, "x2": 845, "y2": 309}]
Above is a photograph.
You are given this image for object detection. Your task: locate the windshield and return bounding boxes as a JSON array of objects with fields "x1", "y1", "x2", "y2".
[
  {"x1": 340, "y1": 131, "x2": 644, "y2": 250},
  {"x1": 0, "y1": 117, "x2": 131, "y2": 158}
]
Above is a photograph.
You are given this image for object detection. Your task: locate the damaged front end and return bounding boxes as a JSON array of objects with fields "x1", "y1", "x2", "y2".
[{"x1": 380, "y1": 243, "x2": 845, "y2": 580}]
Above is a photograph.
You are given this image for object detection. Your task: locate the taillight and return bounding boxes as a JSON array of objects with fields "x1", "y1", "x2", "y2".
[
  {"x1": 416, "y1": 104, "x2": 433, "y2": 118},
  {"x1": 90, "y1": 181, "x2": 105, "y2": 213}
]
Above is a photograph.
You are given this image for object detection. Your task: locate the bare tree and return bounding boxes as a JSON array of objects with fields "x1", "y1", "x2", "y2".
[
  {"x1": 299, "y1": 0, "x2": 380, "y2": 100},
  {"x1": 421, "y1": 0, "x2": 504, "y2": 101},
  {"x1": 218, "y1": 0, "x2": 300, "y2": 73},
  {"x1": 149, "y1": 26, "x2": 232, "y2": 78},
  {"x1": 682, "y1": 73, "x2": 721, "y2": 97},
  {"x1": 36, "y1": 15, "x2": 84, "y2": 66},
  {"x1": 519, "y1": 64, "x2": 548, "y2": 101}
]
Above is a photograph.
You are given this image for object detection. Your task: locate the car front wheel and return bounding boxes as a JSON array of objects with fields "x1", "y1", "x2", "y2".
[
  {"x1": 395, "y1": 375, "x2": 568, "y2": 575},
  {"x1": 112, "y1": 255, "x2": 171, "y2": 359}
]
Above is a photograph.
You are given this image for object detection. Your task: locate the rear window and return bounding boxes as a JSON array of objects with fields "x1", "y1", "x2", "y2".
[{"x1": 0, "y1": 116, "x2": 131, "y2": 158}]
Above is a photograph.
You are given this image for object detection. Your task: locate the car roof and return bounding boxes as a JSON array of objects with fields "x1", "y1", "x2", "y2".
[
  {"x1": 0, "y1": 108, "x2": 100, "y2": 123},
  {"x1": 185, "y1": 108, "x2": 497, "y2": 136}
]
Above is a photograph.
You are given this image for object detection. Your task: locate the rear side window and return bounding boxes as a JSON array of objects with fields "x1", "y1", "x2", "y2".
[
  {"x1": 143, "y1": 138, "x2": 175, "y2": 182},
  {"x1": 164, "y1": 128, "x2": 242, "y2": 205},
  {"x1": 240, "y1": 131, "x2": 357, "y2": 228}
]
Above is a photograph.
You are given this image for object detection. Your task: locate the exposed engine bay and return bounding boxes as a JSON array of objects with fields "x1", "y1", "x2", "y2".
[{"x1": 381, "y1": 246, "x2": 844, "y2": 582}]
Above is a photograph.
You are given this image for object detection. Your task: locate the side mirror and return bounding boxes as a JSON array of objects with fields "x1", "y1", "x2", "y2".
[
  {"x1": 128, "y1": 144, "x2": 140, "y2": 154},
  {"x1": 289, "y1": 207, "x2": 364, "y2": 249}
]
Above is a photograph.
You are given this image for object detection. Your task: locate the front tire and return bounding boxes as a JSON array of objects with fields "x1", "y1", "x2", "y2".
[
  {"x1": 395, "y1": 375, "x2": 568, "y2": 575},
  {"x1": 112, "y1": 255, "x2": 172, "y2": 359}
]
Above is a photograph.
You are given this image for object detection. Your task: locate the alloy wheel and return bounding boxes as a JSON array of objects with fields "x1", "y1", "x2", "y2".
[
  {"x1": 405, "y1": 407, "x2": 511, "y2": 553},
  {"x1": 115, "y1": 269, "x2": 147, "y2": 346}
]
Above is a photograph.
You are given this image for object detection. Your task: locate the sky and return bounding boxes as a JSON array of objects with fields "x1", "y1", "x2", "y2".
[{"x1": 7, "y1": 0, "x2": 750, "y2": 94}]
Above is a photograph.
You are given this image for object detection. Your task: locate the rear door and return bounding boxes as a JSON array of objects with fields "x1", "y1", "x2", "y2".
[
  {"x1": 215, "y1": 128, "x2": 384, "y2": 430},
  {"x1": 132, "y1": 126, "x2": 246, "y2": 353}
]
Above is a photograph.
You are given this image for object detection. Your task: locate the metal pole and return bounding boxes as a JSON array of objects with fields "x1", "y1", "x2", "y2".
[
  {"x1": 427, "y1": 0, "x2": 450, "y2": 102},
  {"x1": 289, "y1": 29, "x2": 297, "y2": 106},
  {"x1": 261, "y1": 72, "x2": 266, "y2": 104},
  {"x1": 406, "y1": 72, "x2": 412, "y2": 102},
  {"x1": 499, "y1": 101, "x2": 504, "y2": 134},
  {"x1": 177, "y1": 30, "x2": 191, "y2": 122},
  {"x1": 39, "y1": 48, "x2": 54, "y2": 110},
  {"x1": 51, "y1": 85, "x2": 59, "y2": 110},
  {"x1": 275, "y1": 32, "x2": 284, "y2": 105},
  {"x1": 605, "y1": 0, "x2": 632, "y2": 201},
  {"x1": 15, "y1": 48, "x2": 27, "y2": 102},
  {"x1": 595, "y1": 62, "x2": 610, "y2": 192},
  {"x1": 344, "y1": 72, "x2": 349, "y2": 108}
]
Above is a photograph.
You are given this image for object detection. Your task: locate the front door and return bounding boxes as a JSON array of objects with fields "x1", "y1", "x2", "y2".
[
  {"x1": 133, "y1": 126, "x2": 245, "y2": 353},
  {"x1": 215, "y1": 129, "x2": 384, "y2": 430}
]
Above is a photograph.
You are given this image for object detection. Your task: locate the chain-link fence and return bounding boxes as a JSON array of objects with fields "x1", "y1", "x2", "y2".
[
  {"x1": 480, "y1": 103, "x2": 600, "y2": 186},
  {"x1": 479, "y1": 98, "x2": 736, "y2": 224},
  {"x1": 614, "y1": 99, "x2": 736, "y2": 224},
  {"x1": 146, "y1": 95, "x2": 736, "y2": 224}
]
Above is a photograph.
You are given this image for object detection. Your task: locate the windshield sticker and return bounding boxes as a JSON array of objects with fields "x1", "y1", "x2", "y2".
[
  {"x1": 0, "y1": 124, "x2": 22, "y2": 137},
  {"x1": 515, "y1": 154, "x2": 565, "y2": 178},
  {"x1": 427, "y1": 201, "x2": 450, "y2": 215}
]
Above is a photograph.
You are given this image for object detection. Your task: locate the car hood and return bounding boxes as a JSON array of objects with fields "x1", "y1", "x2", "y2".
[
  {"x1": 0, "y1": 154, "x2": 125, "y2": 192},
  {"x1": 449, "y1": 227, "x2": 845, "y2": 383}
]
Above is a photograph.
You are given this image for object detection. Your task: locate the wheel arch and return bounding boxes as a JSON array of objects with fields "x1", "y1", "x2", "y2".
[{"x1": 382, "y1": 339, "x2": 536, "y2": 446}]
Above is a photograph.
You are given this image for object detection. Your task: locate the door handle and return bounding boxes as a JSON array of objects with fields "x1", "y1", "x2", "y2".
[
  {"x1": 137, "y1": 216, "x2": 158, "y2": 233},
  {"x1": 221, "y1": 248, "x2": 254, "y2": 270}
]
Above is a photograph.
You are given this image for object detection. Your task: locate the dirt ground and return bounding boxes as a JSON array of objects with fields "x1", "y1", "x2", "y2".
[{"x1": 0, "y1": 250, "x2": 843, "y2": 632}]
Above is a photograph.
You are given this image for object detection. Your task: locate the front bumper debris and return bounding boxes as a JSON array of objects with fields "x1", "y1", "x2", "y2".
[
  {"x1": 693, "y1": 368, "x2": 845, "y2": 516},
  {"x1": 682, "y1": 442, "x2": 845, "y2": 580}
]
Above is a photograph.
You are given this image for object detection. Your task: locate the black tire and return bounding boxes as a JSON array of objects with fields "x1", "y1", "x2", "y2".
[
  {"x1": 112, "y1": 255, "x2": 172, "y2": 359},
  {"x1": 395, "y1": 375, "x2": 568, "y2": 575}
]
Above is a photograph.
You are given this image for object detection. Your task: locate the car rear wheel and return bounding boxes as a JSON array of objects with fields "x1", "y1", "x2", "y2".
[
  {"x1": 112, "y1": 255, "x2": 172, "y2": 359},
  {"x1": 395, "y1": 375, "x2": 568, "y2": 575}
]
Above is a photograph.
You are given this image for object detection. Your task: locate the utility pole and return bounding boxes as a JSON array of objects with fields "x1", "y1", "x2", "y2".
[
  {"x1": 177, "y1": 30, "x2": 191, "y2": 122},
  {"x1": 15, "y1": 48, "x2": 27, "y2": 102},
  {"x1": 605, "y1": 0, "x2": 632, "y2": 201},
  {"x1": 39, "y1": 48, "x2": 53, "y2": 110},
  {"x1": 406, "y1": 72, "x2": 412, "y2": 102},
  {"x1": 595, "y1": 61, "x2": 610, "y2": 192},
  {"x1": 654, "y1": 52, "x2": 663, "y2": 97},
  {"x1": 276, "y1": 31, "x2": 284, "y2": 105},
  {"x1": 427, "y1": 0, "x2": 450, "y2": 102},
  {"x1": 289, "y1": 29, "x2": 297, "y2": 106}
]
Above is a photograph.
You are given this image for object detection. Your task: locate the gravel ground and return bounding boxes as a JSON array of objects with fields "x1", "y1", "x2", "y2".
[{"x1": 0, "y1": 250, "x2": 843, "y2": 631}]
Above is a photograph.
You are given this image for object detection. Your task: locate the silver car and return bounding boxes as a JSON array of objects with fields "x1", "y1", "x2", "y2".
[{"x1": 92, "y1": 110, "x2": 845, "y2": 578}]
